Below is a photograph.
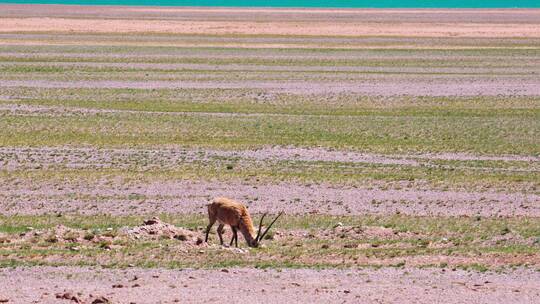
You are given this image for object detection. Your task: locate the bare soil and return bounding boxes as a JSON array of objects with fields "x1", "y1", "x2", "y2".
[
  {"x1": 2, "y1": 146, "x2": 537, "y2": 217},
  {"x1": 2, "y1": 146, "x2": 537, "y2": 169},
  {"x1": 1, "y1": 5, "x2": 540, "y2": 38},
  {"x1": 0, "y1": 5, "x2": 539, "y2": 303},
  {"x1": 1, "y1": 178, "x2": 538, "y2": 216},
  {"x1": 2, "y1": 79, "x2": 540, "y2": 96},
  {"x1": 0, "y1": 266, "x2": 539, "y2": 304},
  {"x1": 2, "y1": 5, "x2": 540, "y2": 24}
]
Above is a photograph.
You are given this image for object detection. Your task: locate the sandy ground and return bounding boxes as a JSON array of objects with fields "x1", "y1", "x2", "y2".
[
  {"x1": 1, "y1": 146, "x2": 538, "y2": 216},
  {"x1": 2, "y1": 5, "x2": 540, "y2": 23},
  {"x1": 3, "y1": 17, "x2": 540, "y2": 38},
  {"x1": 5, "y1": 61, "x2": 540, "y2": 74},
  {"x1": 3, "y1": 79, "x2": 540, "y2": 96},
  {"x1": 2, "y1": 8, "x2": 539, "y2": 97},
  {"x1": 0, "y1": 266, "x2": 539, "y2": 304},
  {"x1": 1, "y1": 179, "x2": 538, "y2": 216},
  {"x1": 2, "y1": 146, "x2": 537, "y2": 166},
  {"x1": 1, "y1": 5, "x2": 540, "y2": 37}
]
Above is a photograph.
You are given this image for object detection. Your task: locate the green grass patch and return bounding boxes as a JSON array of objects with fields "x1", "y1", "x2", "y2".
[
  {"x1": 1, "y1": 214, "x2": 538, "y2": 269},
  {"x1": 1, "y1": 109, "x2": 538, "y2": 155}
]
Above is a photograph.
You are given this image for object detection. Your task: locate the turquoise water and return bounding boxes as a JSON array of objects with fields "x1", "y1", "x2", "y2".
[{"x1": 1, "y1": 0, "x2": 539, "y2": 8}]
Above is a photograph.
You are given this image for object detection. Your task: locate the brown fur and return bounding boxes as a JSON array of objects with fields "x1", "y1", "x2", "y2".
[{"x1": 205, "y1": 197, "x2": 257, "y2": 247}]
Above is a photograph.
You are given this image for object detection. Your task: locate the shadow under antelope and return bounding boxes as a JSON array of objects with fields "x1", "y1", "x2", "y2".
[{"x1": 205, "y1": 197, "x2": 283, "y2": 248}]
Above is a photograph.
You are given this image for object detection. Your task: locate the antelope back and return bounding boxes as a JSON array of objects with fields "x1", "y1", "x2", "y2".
[{"x1": 209, "y1": 197, "x2": 254, "y2": 233}]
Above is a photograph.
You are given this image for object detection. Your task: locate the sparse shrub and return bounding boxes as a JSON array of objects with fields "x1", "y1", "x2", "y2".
[
  {"x1": 174, "y1": 233, "x2": 188, "y2": 241},
  {"x1": 45, "y1": 234, "x2": 58, "y2": 243},
  {"x1": 393, "y1": 261, "x2": 406, "y2": 268},
  {"x1": 417, "y1": 240, "x2": 430, "y2": 248},
  {"x1": 113, "y1": 239, "x2": 127, "y2": 246},
  {"x1": 102, "y1": 230, "x2": 117, "y2": 238},
  {"x1": 63, "y1": 231, "x2": 79, "y2": 242},
  {"x1": 98, "y1": 240, "x2": 112, "y2": 249}
]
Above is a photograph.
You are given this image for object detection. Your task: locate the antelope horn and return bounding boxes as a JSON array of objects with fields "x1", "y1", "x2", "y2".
[
  {"x1": 255, "y1": 213, "x2": 267, "y2": 242},
  {"x1": 258, "y1": 212, "x2": 283, "y2": 242}
]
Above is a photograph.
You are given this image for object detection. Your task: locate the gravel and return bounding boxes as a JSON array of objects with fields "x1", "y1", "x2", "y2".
[
  {"x1": 2, "y1": 79, "x2": 540, "y2": 96},
  {"x1": 1, "y1": 266, "x2": 539, "y2": 304},
  {"x1": 1, "y1": 179, "x2": 538, "y2": 216}
]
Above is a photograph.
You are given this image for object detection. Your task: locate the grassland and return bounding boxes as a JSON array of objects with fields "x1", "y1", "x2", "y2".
[
  {"x1": 1, "y1": 214, "x2": 539, "y2": 269},
  {"x1": 0, "y1": 4, "x2": 539, "y2": 303}
]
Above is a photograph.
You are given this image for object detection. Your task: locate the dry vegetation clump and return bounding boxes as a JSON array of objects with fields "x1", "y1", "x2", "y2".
[
  {"x1": 21, "y1": 225, "x2": 88, "y2": 244},
  {"x1": 9, "y1": 218, "x2": 206, "y2": 250},
  {"x1": 119, "y1": 216, "x2": 203, "y2": 244}
]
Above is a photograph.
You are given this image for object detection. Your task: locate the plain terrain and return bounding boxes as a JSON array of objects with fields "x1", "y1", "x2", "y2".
[{"x1": 0, "y1": 4, "x2": 539, "y2": 303}]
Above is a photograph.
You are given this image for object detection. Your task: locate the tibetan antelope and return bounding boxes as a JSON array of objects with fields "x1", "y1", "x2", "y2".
[{"x1": 205, "y1": 197, "x2": 283, "y2": 248}]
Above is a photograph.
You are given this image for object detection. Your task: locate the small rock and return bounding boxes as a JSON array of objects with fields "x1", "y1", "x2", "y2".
[
  {"x1": 55, "y1": 292, "x2": 82, "y2": 303},
  {"x1": 221, "y1": 269, "x2": 229, "y2": 273},
  {"x1": 112, "y1": 284, "x2": 124, "y2": 288},
  {"x1": 321, "y1": 244, "x2": 329, "y2": 249},
  {"x1": 333, "y1": 222, "x2": 343, "y2": 228},
  {"x1": 0, "y1": 299, "x2": 9, "y2": 303},
  {"x1": 90, "y1": 296, "x2": 110, "y2": 304},
  {"x1": 143, "y1": 217, "x2": 161, "y2": 225},
  {"x1": 174, "y1": 234, "x2": 187, "y2": 241},
  {"x1": 196, "y1": 237, "x2": 203, "y2": 245},
  {"x1": 344, "y1": 290, "x2": 351, "y2": 294},
  {"x1": 132, "y1": 284, "x2": 141, "y2": 288}
]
